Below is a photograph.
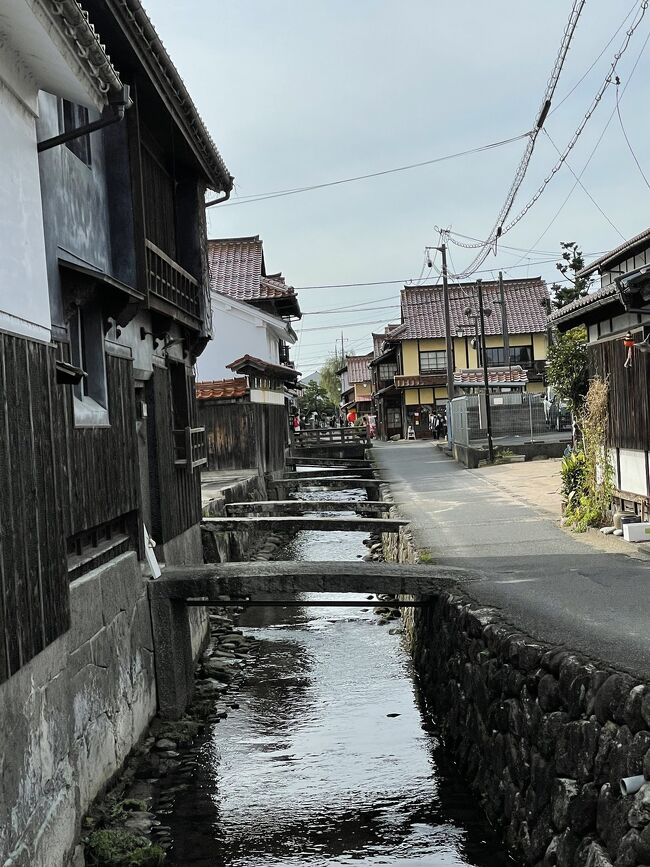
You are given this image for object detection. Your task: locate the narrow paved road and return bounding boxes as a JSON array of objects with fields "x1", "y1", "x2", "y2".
[{"x1": 373, "y1": 440, "x2": 650, "y2": 680}]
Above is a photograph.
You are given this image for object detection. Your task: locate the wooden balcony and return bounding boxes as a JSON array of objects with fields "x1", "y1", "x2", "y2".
[
  {"x1": 174, "y1": 426, "x2": 208, "y2": 473},
  {"x1": 145, "y1": 239, "x2": 201, "y2": 324}
]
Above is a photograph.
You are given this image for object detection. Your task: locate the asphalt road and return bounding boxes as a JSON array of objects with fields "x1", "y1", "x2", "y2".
[{"x1": 373, "y1": 440, "x2": 650, "y2": 680}]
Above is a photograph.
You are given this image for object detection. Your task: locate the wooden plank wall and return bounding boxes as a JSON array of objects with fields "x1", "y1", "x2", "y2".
[
  {"x1": 56, "y1": 347, "x2": 140, "y2": 537},
  {"x1": 590, "y1": 340, "x2": 650, "y2": 451},
  {"x1": 150, "y1": 364, "x2": 202, "y2": 543},
  {"x1": 0, "y1": 334, "x2": 68, "y2": 683},
  {"x1": 199, "y1": 400, "x2": 287, "y2": 473}
]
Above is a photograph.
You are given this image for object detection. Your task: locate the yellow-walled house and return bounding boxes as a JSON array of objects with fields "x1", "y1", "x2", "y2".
[{"x1": 371, "y1": 277, "x2": 549, "y2": 439}]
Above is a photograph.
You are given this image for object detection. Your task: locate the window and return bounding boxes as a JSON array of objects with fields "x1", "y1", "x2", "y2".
[
  {"x1": 69, "y1": 303, "x2": 108, "y2": 426},
  {"x1": 510, "y1": 345, "x2": 533, "y2": 366},
  {"x1": 59, "y1": 99, "x2": 92, "y2": 166},
  {"x1": 484, "y1": 347, "x2": 508, "y2": 366},
  {"x1": 485, "y1": 345, "x2": 533, "y2": 367},
  {"x1": 419, "y1": 351, "x2": 447, "y2": 373},
  {"x1": 378, "y1": 362, "x2": 397, "y2": 381},
  {"x1": 387, "y1": 407, "x2": 401, "y2": 427}
]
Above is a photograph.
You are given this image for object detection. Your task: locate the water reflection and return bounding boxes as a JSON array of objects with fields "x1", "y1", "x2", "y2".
[{"x1": 156, "y1": 485, "x2": 512, "y2": 866}]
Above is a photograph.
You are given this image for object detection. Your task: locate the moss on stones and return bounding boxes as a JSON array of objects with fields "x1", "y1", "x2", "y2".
[{"x1": 85, "y1": 829, "x2": 165, "y2": 866}]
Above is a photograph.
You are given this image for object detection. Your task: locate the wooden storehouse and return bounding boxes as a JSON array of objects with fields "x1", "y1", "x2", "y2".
[{"x1": 551, "y1": 229, "x2": 650, "y2": 518}]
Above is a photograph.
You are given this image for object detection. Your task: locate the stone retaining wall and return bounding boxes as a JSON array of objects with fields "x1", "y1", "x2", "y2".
[
  {"x1": 201, "y1": 474, "x2": 268, "y2": 563},
  {"x1": 0, "y1": 552, "x2": 156, "y2": 867},
  {"x1": 381, "y1": 489, "x2": 650, "y2": 867}
]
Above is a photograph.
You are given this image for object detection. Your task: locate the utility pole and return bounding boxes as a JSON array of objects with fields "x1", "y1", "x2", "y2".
[
  {"x1": 499, "y1": 271, "x2": 510, "y2": 375},
  {"x1": 477, "y1": 279, "x2": 495, "y2": 463},
  {"x1": 439, "y1": 243, "x2": 455, "y2": 404}
]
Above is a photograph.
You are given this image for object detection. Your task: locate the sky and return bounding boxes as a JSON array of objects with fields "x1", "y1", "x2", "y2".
[{"x1": 143, "y1": 0, "x2": 650, "y2": 376}]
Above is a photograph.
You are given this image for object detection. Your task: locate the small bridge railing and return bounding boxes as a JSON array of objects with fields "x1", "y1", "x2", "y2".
[{"x1": 292, "y1": 426, "x2": 369, "y2": 446}]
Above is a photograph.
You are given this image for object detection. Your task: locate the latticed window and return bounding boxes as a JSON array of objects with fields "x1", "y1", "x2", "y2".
[
  {"x1": 419, "y1": 351, "x2": 447, "y2": 373},
  {"x1": 378, "y1": 362, "x2": 397, "y2": 380}
]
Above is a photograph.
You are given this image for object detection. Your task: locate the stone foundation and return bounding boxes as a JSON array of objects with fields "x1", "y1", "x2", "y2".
[
  {"x1": 201, "y1": 473, "x2": 269, "y2": 563},
  {"x1": 381, "y1": 489, "x2": 650, "y2": 867},
  {"x1": 0, "y1": 553, "x2": 156, "y2": 867}
]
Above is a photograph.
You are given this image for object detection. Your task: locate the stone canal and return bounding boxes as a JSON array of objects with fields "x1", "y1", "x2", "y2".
[{"x1": 146, "y1": 488, "x2": 514, "y2": 866}]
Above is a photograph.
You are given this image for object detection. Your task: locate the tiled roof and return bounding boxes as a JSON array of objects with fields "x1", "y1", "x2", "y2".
[
  {"x1": 47, "y1": 0, "x2": 125, "y2": 101},
  {"x1": 105, "y1": 0, "x2": 232, "y2": 191},
  {"x1": 578, "y1": 228, "x2": 650, "y2": 277},
  {"x1": 259, "y1": 275, "x2": 296, "y2": 300},
  {"x1": 398, "y1": 277, "x2": 549, "y2": 339},
  {"x1": 208, "y1": 237, "x2": 264, "y2": 298},
  {"x1": 208, "y1": 239, "x2": 300, "y2": 316},
  {"x1": 346, "y1": 354, "x2": 372, "y2": 383},
  {"x1": 454, "y1": 366, "x2": 529, "y2": 386},
  {"x1": 372, "y1": 323, "x2": 403, "y2": 356},
  {"x1": 395, "y1": 374, "x2": 446, "y2": 388},
  {"x1": 548, "y1": 285, "x2": 619, "y2": 325},
  {"x1": 195, "y1": 378, "x2": 249, "y2": 400},
  {"x1": 227, "y1": 354, "x2": 301, "y2": 380}
]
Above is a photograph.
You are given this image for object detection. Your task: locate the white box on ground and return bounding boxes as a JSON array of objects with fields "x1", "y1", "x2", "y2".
[{"x1": 623, "y1": 522, "x2": 650, "y2": 543}]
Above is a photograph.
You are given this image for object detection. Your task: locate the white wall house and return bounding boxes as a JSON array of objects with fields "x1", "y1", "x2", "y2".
[
  {"x1": 197, "y1": 290, "x2": 296, "y2": 381},
  {"x1": 0, "y1": 0, "x2": 116, "y2": 343}
]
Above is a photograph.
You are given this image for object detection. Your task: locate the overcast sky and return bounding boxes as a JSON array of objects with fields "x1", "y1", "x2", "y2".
[{"x1": 144, "y1": 1, "x2": 650, "y2": 374}]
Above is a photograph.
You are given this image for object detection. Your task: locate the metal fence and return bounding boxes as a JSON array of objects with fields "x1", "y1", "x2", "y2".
[{"x1": 450, "y1": 393, "x2": 550, "y2": 446}]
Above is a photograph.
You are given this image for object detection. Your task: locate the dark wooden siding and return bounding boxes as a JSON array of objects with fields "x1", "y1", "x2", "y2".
[
  {"x1": 56, "y1": 346, "x2": 140, "y2": 538},
  {"x1": 150, "y1": 364, "x2": 202, "y2": 543},
  {"x1": 590, "y1": 339, "x2": 650, "y2": 452},
  {"x1": 0, "y1": 334, "x2": 68, "y2": 683},
  {"x1": 141, "y1": 142, "x2": 177, "y2": 260},
  {"x1": 199, "y1": 400, "x2": 288, "y2": 473}
]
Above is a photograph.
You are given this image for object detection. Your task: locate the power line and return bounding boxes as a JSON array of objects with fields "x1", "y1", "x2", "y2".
[
  {"x1": 447, "y1": 0, "x2": 649, "y2": 277},
  {"x1": 506, "y1": 25, "x2": 650, "y2": 265},
  {"x1": 542, "y1": 128, "x2": 625, "y2": 238},
  {"x1": 615, "y1": 77, "x2": 650, "y2": 190},
  {"x1": 445, "y1": 0, "x2": 588, "y2": 278},
  {"x1": 550, "y1": 1, "x2": 640, "y2": 115},
  {"x1": 218, "y1": 132, "x2": 532, "y2": 207},
  {"x1": 295, "y1": 252, "x2": 605, "y2": 293}
]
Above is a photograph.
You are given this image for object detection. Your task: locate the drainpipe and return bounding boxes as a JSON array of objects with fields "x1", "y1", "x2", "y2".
[
  {"x1": 620, "y1": 775, "x2": 648, "y2": 796},
  {"x1": 37, "y1": 86, "x2": 131, "y2": 152},
  {"x1": 205, "y1": 189, "x2": 232, "y2": 207}
]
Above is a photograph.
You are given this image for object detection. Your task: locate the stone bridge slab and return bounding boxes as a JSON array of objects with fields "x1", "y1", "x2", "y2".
[
  {"x1": 148, "y1": 561, "x2": 475, "y2": 720},
  {"x1": 224, "y1": 500, "x2": 389, "y2": 516},
  {"x1": 202, "y1": 516, "x2": 407, "y2": 533}
]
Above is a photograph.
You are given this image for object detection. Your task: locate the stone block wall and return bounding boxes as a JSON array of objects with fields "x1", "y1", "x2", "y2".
[
  {"x1": 410, "y1": 594, "x2": 650, "y2": 866},
  {"x1": 202, "y1": 473, "x2": 268, "y2": 563},
  {"x1": 381, "y1": 495, "x2": 650, "y2": 866},
  {"x1": 0, "y1": 552, "x2": 156, "y2": 867}
]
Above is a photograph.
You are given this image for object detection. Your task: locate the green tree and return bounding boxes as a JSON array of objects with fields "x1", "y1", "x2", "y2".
[
  {"x1": 551, "y1": 241, "x2": 593, "y2": 310},
  {"x1": 546, "y1": 325, "x2": 589, "y2": 412},
  {"x1": 319, "y1": 353, "x2": 342, "y2": 407},
  {"x1": 298, "y1": 380, "x2": 336, "y2": 417}
]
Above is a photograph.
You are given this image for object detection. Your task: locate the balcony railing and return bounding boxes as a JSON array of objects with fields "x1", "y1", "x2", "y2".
[
  {"x1": 146, "y1": 239, "x2": 201, "y2": 320},
  {"x1": 174, "y1": 426, "x2": 208, "y2": 473}
]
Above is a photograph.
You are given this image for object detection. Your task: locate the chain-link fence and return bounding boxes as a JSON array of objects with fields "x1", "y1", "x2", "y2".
[{"x1": 450, "y1": 393, "x2": 553, "y2": 446}]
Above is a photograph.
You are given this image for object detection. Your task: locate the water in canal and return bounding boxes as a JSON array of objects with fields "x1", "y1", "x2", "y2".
[{"x1": 154, "y1": 488, "x2": 512, "y2": 866}]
